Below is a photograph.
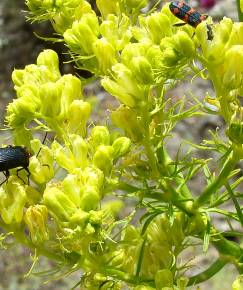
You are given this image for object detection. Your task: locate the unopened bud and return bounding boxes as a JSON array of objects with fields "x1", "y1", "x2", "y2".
[
  {"x1": 36, "y1": 49, "x2": 61, "y2": 79},
  {"x1": 0, "y1": 178, "x2": 27, "y2": 224},
  {"x1": 112, "y1": 137, "x2": 131, "y2": 159},
  {"x1": 93, "y1": 145, "x2": 114, "y2": 174},
  {"x1": 131, "y1": 56, "x2": 153, "y2": 84},
  {"x1": 89, "y1": 126, "x2": 110, "y2": 150},
  {"x1": 24, "y1": 205, "x2": 49, "y2": 244}
]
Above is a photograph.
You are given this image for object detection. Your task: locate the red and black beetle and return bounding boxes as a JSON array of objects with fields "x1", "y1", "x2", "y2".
[{"x1": 169, "y1": 1, "x2": 213, "y2": 40}]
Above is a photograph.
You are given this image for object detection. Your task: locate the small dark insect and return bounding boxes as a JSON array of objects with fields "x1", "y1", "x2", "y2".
[
  {"x1": 0, "y1": 133, "x2": 48, "y2": 186},
  {"x1": 0, "y1": 146, "x2": 31, "y2": 185},
  {"x1": 169, "y1": 1, "x2": 214, "y2": 40}
]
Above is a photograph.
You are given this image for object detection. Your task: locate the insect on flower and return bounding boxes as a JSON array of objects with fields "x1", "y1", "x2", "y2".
[
  {"x1": 0, "y1": 146, "x2": 31, "y2": 185},
  {"x1": 169, "y1": 1, "x2": 214, "y2": 40},
  {"x1": 0, "y1": 133, "x2": 48, "y2": 185}
]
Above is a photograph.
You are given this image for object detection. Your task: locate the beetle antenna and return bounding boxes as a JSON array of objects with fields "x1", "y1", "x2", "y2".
[{"x1": 36, "y1": 132, "x2": 48, "y2": 157}]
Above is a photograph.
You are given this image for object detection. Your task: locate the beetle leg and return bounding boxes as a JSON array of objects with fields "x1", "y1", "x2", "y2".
[
  {"x1": 173, "y1": 22, "x2": 186, "y2": 27},
  {"x1": 36, "y1": 132, "x2": 48, "y2": 158},
  {"x1": 16, "y1": 167, "x2": 30, "y2": 185},
  {"x1": 0, "y1": 170, "x2": 9, "y2": 186},
  {"x1": 25, "y1": 167, "x2": 31, "y2": 185}
]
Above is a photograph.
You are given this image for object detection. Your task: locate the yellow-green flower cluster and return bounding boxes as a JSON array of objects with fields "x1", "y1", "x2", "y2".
[
  {"x1": 196, "y1": 18, "x2": 243, "y2": 92},
  {"x1": 7, "y1": 49, "x2": 91, "y2": 145},
  {"x1": 26, "y1": 0, "x2": 94, "y2": 33},
  {"x1": 0, "y1": 48, "x2": 133, "y2": 252},
  {"x1": 99, "y1": 213, "x2": 189, "y2": 289},
  {"x1": 0, "y1": 126, "x2": 130, "y2": 246},
  {"x1": 63, "y1": 12, "x2": 132, "y2": 74},
  {"x1": 25, "y1": 1, "x2": 199, "y2": 105},
  {"x1": 195, "y1": 18, "x2": 243, "y2": 147}
]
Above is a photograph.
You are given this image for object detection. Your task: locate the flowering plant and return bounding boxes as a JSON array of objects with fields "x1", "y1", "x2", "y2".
[{"x1": 1, "y1": 0, "x2": 243, "y2": 289}]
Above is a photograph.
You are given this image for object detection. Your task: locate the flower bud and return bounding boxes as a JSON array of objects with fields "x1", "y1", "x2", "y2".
[
  {"x1": 125, "y1": 0, "x2": 148, "y2": 10},
  {"x1": 36, "y1": 49, "x2": 61, "y2": 80},
  {"x1": 112, "y1": 137, "x2": 131, "y2": 159},
  {"x1": 174, "y1": 31, "x2": 195, "y2": 57},
  {"x1": 12, "y1": 69, "x2": 25, "y2": 87},
  {"x1": 0, "y1": 177, "x2": 27, "y2": 224},
  {"x1": 80, "y1": 185, "x2": 100, "y2": 211},
  {"x1": 196, "y1": 18, "x2": 233, "y2": 63},
  {"x1": 29, "y1": 139, "x2": 54, "y2": 184},
  {"x1": 93, "y1": 145, "x2": 114, "y2": 174},
  {"x1": 69, "y1": 208, "x2": 90, "y2": 226},
  {"x1": 89, "y1": 126, "x2": 110, "y2": 150},
  {"x1": 187, "y1": 212, "x2": 208, "y2": 235},
  {"x1": 26, "y1": 186, "x2": 42, "y2": 205},
  {"x1": 80, "y1": 166, "x2": 104, "y2": 189},
  {"x1": 227, "y1": 122, "x2": 243, "y2": 144},
  {"x1": 6, "y1": 94, "x2": 38, "y2": 127},
  {"x1": 107, "y1": 249, "x2": 126, "y2": 268},
  {"x1": 24, "y1": 205, "x2": 49, "y2": 244},
  {"x1": 146, "y1": 45, "x2": 164, "y2": 69},
  {"x1": 121, "y1": 42, "x2": 149, "y2": 66},
  {"x1": 62, "y1": 173, "x2": 82, "y2": 206},
  {"x1": 40, "y1": 82, "x2": 62, "y2": 118},
  {"x1": 43, "y1": 184, "x2": 76, "y2": 221},
  {"x1": 111, "y1": 106, "x2": 144, "y2": 141},
  {"x1": 228, "y1": 23, "x2": 243, "y2": 46},
  {"x1": 64, "y1": 14, "x2": 99, "y2": 54},
  {"x1": 223, "y1": 45, "x2": 243, "y2": 90},
  {"x1": 101, "y1": 77, "x2": 136, "y2": 107},
  {"x1": 52, "y1": 135, "x2": 88, "y2": 172},
  {"x1": 59, "y1": 74, "x2": 82, "y2": 118},
  {"x1": 67, "y1": 100, "x2": 91, "y2": 136},
  {"x1": 24, "y1": 63, "x2": 56, "y2": 84},
  {"x1": 106, "y1": 63, "x2": 145, "y2": 105},
  {"x1": 123, "y1": 224, "x2": 140, "y2": 241},
  {"x1": 217, "y1": 17, "x2": 233, "y2": 43},
  {"x1": 29, "y1": 155, "x2": 54, "y2": 184},
  {"x1": 25, "y1": 0, "x2": 42, "y2": 11},
  {"x1": 100, "y1": 15, "x2": 132, "y2": 50},
  {"x1": 52, "y1": 141, "x2": 77, "y2": 172},
  {"x1": 146, "y1": 12, "x2": 171, "y2": 44},
  {"x1": 155, "y1": 269, "x2": 173, "y2": 289},
  {"x1": 96, "y1": 0, "x2": 118, "y2": 18},
  {"x1": 63, "y1": 0, "x2": 82, "y2": 8},
  {"x1": 161, "y1": 46, "x2": 178, "y2": 66},
  {"x1": 131, "y1": 56, "x2": 153, "y2": 84},
  {"x1": 12, "y1": 127, "x2": 32, "y2": 147},
  {"x1": 69, "y1": 134, "x2": 89, "y2": 168},
  {"x1": 92, "y1": 38, "x2": 117, "y2": 74}
]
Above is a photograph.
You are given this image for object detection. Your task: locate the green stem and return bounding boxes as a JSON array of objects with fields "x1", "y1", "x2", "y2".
[
  {"x1": 236, "y1": 0, "x2": 243, "y2": 22},
  {"x1": 206, "y1": 66, "x2": 231, "y2": 122},
  {"x1": 187, "y1": 258, "x2": 227, "y2": 286},
  {"x1": 212, "y1": 233, "x2": 243, "y2": 270},
  {"x1": 141, "y1": 104, "x2": 159, "y2": 177},
  {"x1": 103, "y1": 267, "x2": 155, "y2": 287},
  {"x1": 159, "y1": 180, "x2": 195, "y2": 215},
  {"x1": 194, "y1": 152, "x2": 238, "y2": 208},
  {"x1": 225, "y1": 182, "x2": 243, "y2": 227},
  {"x1": 159, "y1": 149, "x2": 192, "y2": 199}
]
